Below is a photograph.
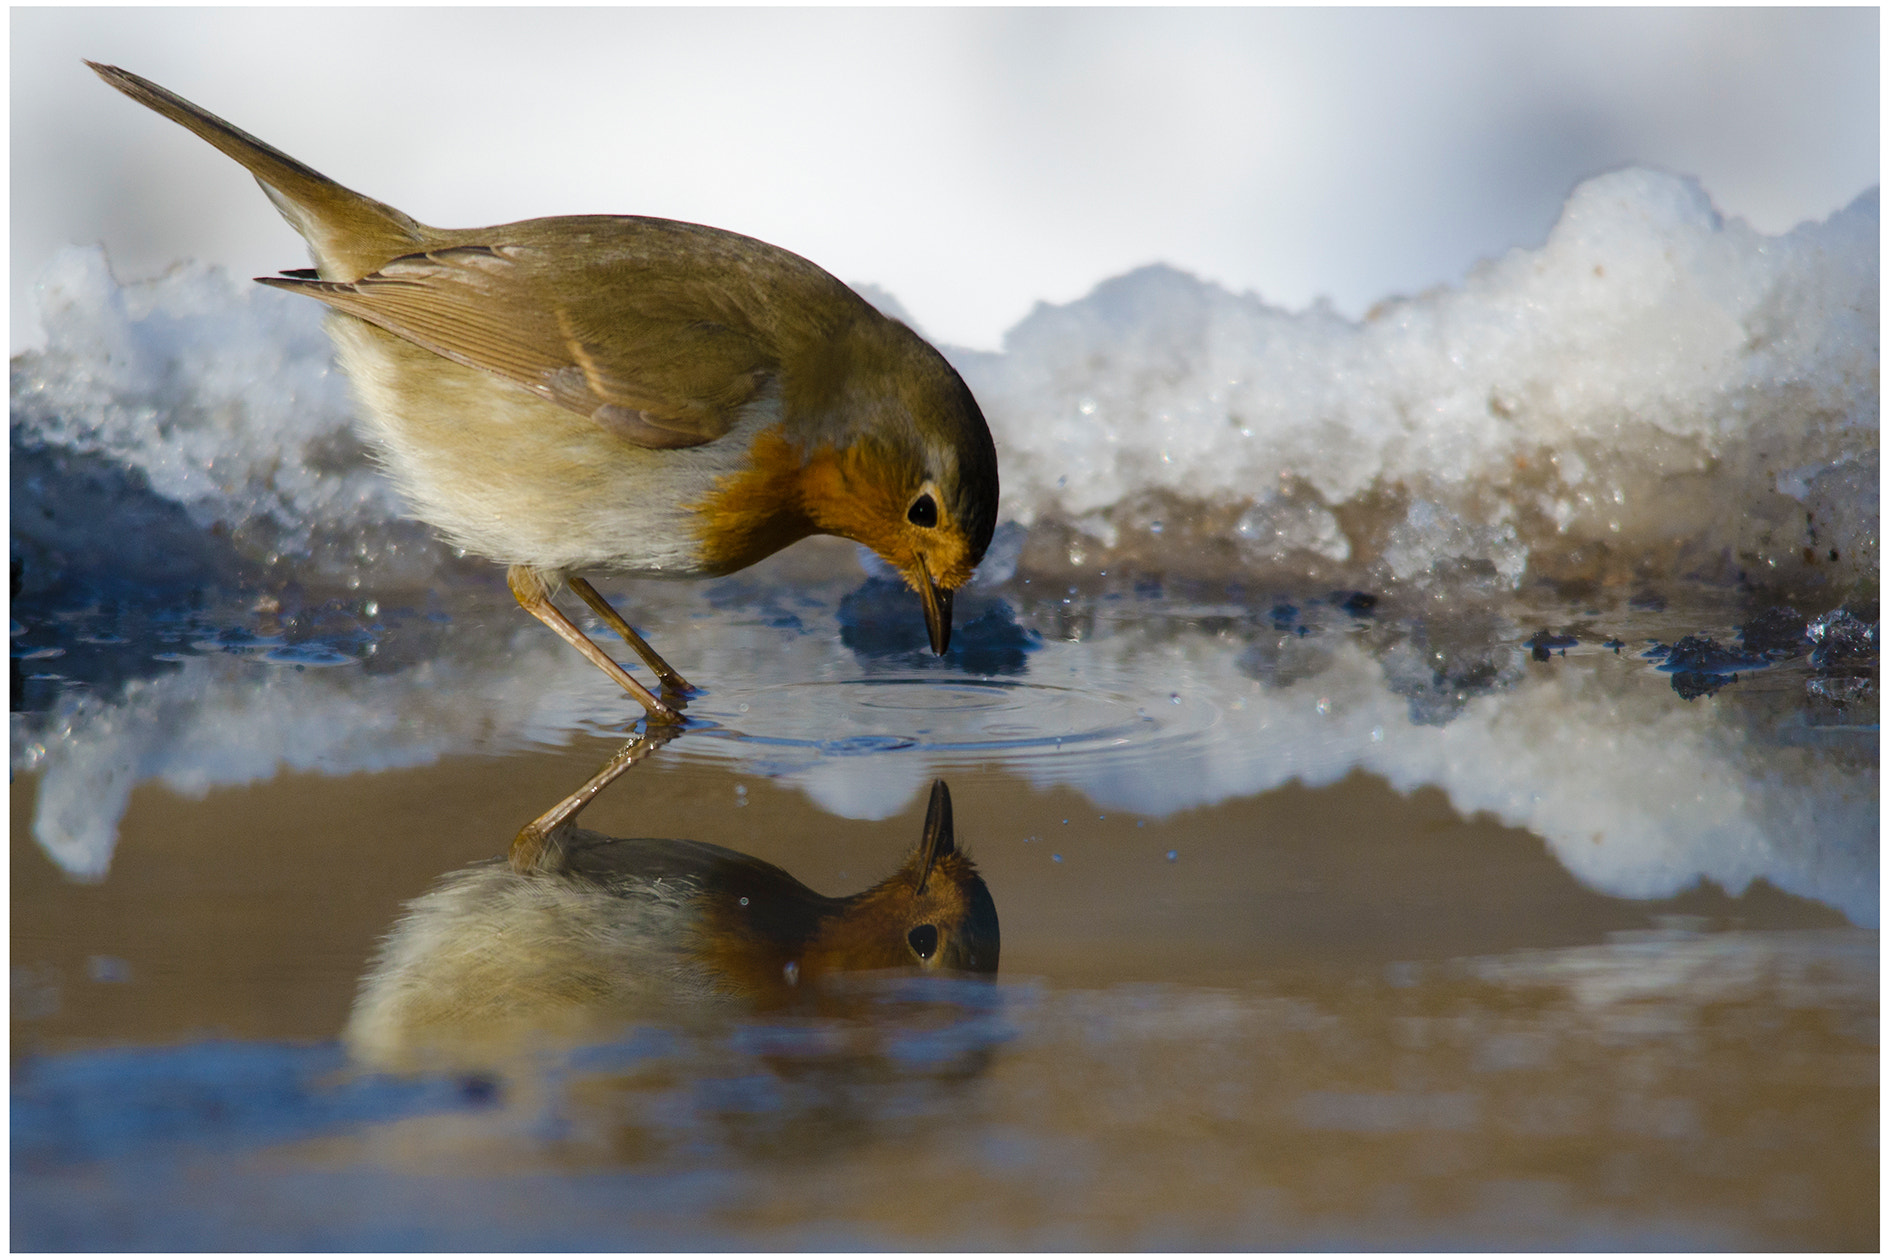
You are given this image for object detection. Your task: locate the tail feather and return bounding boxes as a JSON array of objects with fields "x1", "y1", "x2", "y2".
[{"x1": 87, "y1": 61, "x2": 426, "y2": 280}]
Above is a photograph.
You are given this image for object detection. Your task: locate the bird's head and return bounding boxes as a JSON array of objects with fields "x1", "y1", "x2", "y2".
[
  {"x1": 800, "y1": 780, "x2": 1000, "y2": 979},
  {"x1": 689, "y1": 307, "x2": 999, "y2": 653},
  {"x1": 796, "y1": 317, "x2": 999, "y2": 655}
]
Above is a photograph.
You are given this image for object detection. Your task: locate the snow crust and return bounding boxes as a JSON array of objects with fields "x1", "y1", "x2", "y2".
[
  {"x1": 13, "y1": 168, "x2": 1878, "y2": 592},
  {"x1": 963, "y1": 169, "x2": 1877, "y2": 588}
]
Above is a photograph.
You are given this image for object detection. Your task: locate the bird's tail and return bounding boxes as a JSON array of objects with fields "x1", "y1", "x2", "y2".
[{"x1": 86, "y1": 61, "x2": 425, "y2": 281}]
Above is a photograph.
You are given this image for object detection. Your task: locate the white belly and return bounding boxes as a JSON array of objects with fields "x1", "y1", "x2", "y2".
[
  {"x1": 344, "y1": 858, "x2": 723, "y2": 1071},
  {"x1": 327, "y1": 314, "x2": 777, "y2": 575}
]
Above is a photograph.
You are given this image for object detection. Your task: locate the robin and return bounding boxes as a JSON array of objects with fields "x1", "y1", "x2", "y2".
[
  {"x1": 88, "y1": 63, "x2": 1001, "y2": 724},
  {"x1": 346, "y1": 778, "x2": 998, "y2": 1068}
]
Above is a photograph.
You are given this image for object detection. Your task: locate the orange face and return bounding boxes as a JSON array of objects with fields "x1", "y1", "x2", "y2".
[
  {"x1": 693, "y1": 850, "x2": 998, "y2": 1002},
  {"x1": 801, "y1": 847, "x2": 999, "y2": 978},
  {"x1": 692, "y1": 426, "x2": 980, "y2": 653},
  {"x1": 801, "y1": 447, "x2": 978, "y2": 590},
  {"x1": 694, "y1": 428, "x2": 976, "y2": 587}
]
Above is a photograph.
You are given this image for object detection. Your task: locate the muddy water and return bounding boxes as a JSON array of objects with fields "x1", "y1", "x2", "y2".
[{"x1": 10, "y1": 560, "x2": 1879, "y2": 1249}]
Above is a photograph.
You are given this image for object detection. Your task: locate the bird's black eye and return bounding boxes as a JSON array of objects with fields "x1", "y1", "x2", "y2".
[
  {"x1": 908, "y1": 924, "x2": 939, "y2": 961},
  {"x1": 907, "y1": 493, "x2": 939, "y2": 529}
]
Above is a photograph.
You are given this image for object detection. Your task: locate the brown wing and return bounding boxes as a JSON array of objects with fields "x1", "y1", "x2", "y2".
[{"x1": 257, "y1": 241, "x2": 776, "y2": 449}]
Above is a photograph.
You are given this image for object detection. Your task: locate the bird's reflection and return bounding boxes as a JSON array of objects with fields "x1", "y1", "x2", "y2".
[{"x1": 347, "y1": 745, "x2": 999, "y2": 1073}]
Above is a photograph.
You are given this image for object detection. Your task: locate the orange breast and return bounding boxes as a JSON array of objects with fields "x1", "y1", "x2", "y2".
[{"x1": 688, "y1": 426, "x2": 819, "y2": 576}]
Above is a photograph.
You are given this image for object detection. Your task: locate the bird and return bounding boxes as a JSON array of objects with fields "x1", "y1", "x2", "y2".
[
  {"x1": 87, "y1": 63, "x2": 1000, "y2": 724},
  {"x1": 345, "y1": 778, "x2": 998, "y2": 1070}
]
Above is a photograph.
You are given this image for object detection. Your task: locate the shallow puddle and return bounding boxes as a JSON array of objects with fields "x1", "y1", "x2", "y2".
[{"x1": 10, "y1": 559, "x2": 1878, "y2": 1250}]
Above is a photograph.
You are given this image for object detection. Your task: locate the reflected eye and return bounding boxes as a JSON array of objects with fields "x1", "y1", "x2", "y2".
[
  {"x1": 907, "y1": 923, "x2": 939, "y2": 961},
  {"x1": 907, "y1": 493, "x2": 939, "y2": 529}
]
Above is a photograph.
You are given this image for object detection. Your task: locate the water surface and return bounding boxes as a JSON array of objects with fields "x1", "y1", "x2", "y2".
[{"x1": 11, "y1": 561, "x2": 1877, "y2": 1250}]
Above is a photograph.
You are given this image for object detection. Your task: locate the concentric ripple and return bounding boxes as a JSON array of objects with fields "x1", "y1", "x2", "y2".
[{"x1": 686, "y1": 677, "x2": 1167, "y2": 758}]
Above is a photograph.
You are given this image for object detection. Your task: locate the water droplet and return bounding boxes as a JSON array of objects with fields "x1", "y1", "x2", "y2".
[
  {"x1": 1315, "y1": 697, "x2": 1332, "y2": 715},
  {"x1": 1165, "y1": 850, "x2": 1178, "y2": 863},
  {"x1": 1170, "y1": 693, "x2": 1181, "y2": 704},
  {"x1": 783, "y1": 961, "x2": 800, "y2": 987},
  {"x1": 739, "y1": 897, "x2": 750, "y2": 907},
  {"x1": 1371, "y1": 726, "x2": 1385, "y2": 742},
  {"x1": 1052, "y1": 854, "x2": 1063, "y2": 863},
  {"x1": 362, "y1": 600, "x2": 379, "y2": 617}
]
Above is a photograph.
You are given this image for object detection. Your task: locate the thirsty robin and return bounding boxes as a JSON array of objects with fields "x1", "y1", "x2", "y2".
[
  {"x1": 88, "y1": 63, "x2": 1000, "y2": 723},
  {"x1": 346, "y1": 778, "x2": 998, "y2": 1068}
]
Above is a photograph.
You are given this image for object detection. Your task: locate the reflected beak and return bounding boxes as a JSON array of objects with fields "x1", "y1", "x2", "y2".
[
  {"x1": 915, "y1": 556, "x2": 953, "y2": 656},
  {"x1": 915, "y1": 779, "x2": 954, "y2": 895}
]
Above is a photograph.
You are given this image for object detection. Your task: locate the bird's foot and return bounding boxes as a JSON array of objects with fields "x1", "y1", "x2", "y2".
[{"x1": 643, "y1": 697, "x2": 687, "y2": 727}]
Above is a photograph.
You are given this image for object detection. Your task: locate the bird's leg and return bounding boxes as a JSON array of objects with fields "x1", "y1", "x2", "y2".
[
  {"x1": 510, "y1": 725, "x2": 679, "y2": 873},
  {"x1": 507, "y1": 564, "x2": 683, "y2": 725},
  {"x1": 566, "y1": 575, "x2": 693, "y2": 695}
]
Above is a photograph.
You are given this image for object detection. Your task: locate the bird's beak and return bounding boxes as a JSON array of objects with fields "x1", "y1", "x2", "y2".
[
  {"x1": 915, "y1": 779, "x2": 954, "y2": 895},
  {"x1": 915, "y1": 556, "x2": 953, "y2": 656}
]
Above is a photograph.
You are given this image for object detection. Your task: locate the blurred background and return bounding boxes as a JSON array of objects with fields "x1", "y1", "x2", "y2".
[{"x1": 10, "y1": 7, "x2": 1879, "y2": 353}]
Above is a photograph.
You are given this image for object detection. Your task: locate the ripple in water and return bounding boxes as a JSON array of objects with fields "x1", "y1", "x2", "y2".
[{"x1": 682, "y1": 676, "x2": 1215, "y2": 766}]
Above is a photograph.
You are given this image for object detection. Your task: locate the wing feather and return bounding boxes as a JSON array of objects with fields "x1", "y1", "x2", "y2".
[{"x1": 257, "y1": 233, "x2": 788, "y2": 448}]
